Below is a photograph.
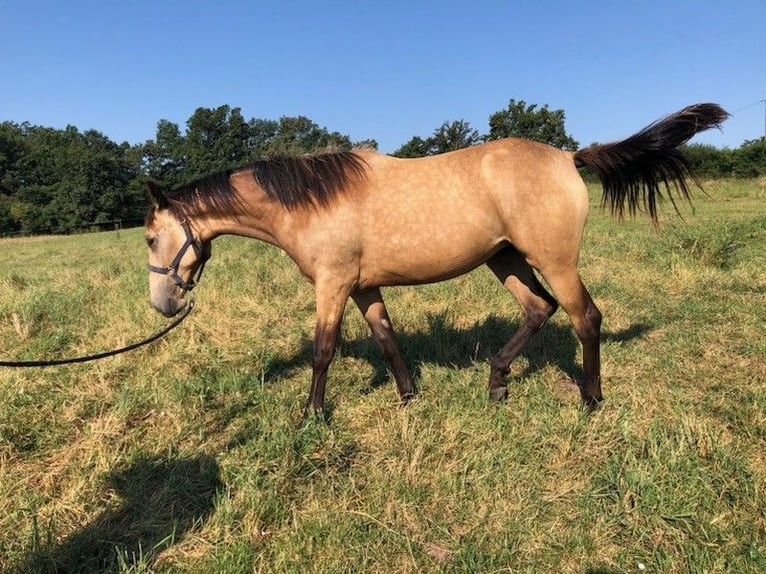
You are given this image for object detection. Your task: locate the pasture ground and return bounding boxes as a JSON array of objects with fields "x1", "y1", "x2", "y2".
[{"x1": 0, "y1": 180, "x2": 764, "y2": 573}]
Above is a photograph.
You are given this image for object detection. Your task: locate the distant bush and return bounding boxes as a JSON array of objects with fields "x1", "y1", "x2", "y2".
[{"x1": 683, "y1": 140, "x2": 766, "y2": 179}]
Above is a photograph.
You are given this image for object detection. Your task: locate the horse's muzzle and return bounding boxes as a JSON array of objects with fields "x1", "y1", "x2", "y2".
[{"x1": 151, "y1": 294, "x2": 188, "y2": 318}]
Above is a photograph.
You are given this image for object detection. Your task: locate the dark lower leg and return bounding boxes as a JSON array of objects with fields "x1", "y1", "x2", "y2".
[
  {"x1": 578, "y1": 300, "x2": 603, "y2": 410},
  {"x1": 488, "y1": 304, "x2": 556, "y2": 401},
  {"x1": 305, "y1": 289, "x2": 348, "y2": 418},
  {"x1": 305, "y1": 325, "x2": 338, "y2": 417},
  {"x1": 545, "y1": 272, "x2": 603, "y2": 411},
  {"x1": 379, "y1": 334, "x2": 416, "y2": 402},
  {"x1": 485, "y1": 249, "x2": 558, "y2": 402},
  {"x1": 353, "y1": 289, "x2": 415, "y2": 403}
]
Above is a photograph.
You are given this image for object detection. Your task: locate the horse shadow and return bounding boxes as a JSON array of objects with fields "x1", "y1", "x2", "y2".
[
  {"x1": 266, "y1": 311, "x2": 651, "y2": 396},
  {"x1": 21, "y1": 454, "x2": 223, "y2": 574}
]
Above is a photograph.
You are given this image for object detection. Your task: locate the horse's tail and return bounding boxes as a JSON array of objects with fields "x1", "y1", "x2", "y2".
[{"x1": 573, "y1": 103, "x2": 729, "y2": 221}]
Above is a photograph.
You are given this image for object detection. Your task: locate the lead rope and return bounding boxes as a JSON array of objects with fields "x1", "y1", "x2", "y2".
[{"x1": 0, "y1": 300, "x2": 194, "y2": 368}]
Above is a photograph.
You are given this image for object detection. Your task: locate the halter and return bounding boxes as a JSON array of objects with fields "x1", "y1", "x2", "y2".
[{"x1": 147, "y1": 220, "x2": 209, "y2": 291}]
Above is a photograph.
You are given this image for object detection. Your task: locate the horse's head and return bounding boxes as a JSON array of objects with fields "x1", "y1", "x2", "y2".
[{"x1": 145, "y1": 182, "x2": 211, "y2": 317}]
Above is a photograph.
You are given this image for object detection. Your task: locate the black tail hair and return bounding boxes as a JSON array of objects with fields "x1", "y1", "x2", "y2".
[{"x1": 574, "y1": 103, "x2": 729, "y2": 221}]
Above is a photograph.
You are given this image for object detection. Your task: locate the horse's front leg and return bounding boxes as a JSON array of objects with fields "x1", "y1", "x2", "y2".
[{"x1": 304, "y1": 281, "x2": 352, "y2": 419}]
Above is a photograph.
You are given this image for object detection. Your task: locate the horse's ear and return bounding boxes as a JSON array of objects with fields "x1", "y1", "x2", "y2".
[{"x1": 147, "y1": 180, "x2": 169, "y2": 209}]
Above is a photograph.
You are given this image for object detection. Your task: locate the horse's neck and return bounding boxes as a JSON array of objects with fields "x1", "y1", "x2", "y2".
[{"x1": 196, "y1": 190, "x2": 284, "y2": 246}]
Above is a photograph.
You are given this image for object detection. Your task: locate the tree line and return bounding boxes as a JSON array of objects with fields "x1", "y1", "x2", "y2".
[
  {"x1": 1, "y1": 101, "x2": 763, "y2": 235},
  {"x1": 0, "y1": 107, "x2": 367, "y2": 235}
]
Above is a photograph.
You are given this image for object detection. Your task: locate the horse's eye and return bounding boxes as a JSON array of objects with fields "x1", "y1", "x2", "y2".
[{"x1": 146, "y1": 236, "x2": 157, "y2": 249}]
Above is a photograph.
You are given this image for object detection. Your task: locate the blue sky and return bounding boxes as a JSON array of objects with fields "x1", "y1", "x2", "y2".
[{"x1": 1, "y1": 1, "x2": 763, "y2": 153}]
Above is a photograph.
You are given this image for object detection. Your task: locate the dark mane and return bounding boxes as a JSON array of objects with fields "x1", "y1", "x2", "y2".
[
  {"x1": 248, "y1": 150, "x2": 368, "y2": 208},
  {"x1": 165, "y1": 171, "x2": 242, "y2": 218},
  {"x1": 163, "y1": 150, "x2": 368, "y2": 217}
]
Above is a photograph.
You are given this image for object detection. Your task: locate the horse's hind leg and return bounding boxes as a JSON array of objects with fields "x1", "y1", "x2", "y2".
[
  {"x1": 485, "y1": 247, "x2": 558, "y2": 401},
  {"x1": 538, "y1": 266, "x2": 603, "y2": 410},
  {"x1": 352, "y1": 288, "x2": 416, "y2": 403}
]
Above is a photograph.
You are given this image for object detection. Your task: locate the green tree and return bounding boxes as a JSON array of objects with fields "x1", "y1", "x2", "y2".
[
  {"x1": 393, "y1": 120, "x2": 480, "y2": 158},
  {"x1": 487, "y1": 99, "x2": 579, "y2": 150},
  {"x1": 141, "y1": 119, "x2": 186, "y2": 187},
  {"x1": 267, "y1": 116, "x2": 353, "y2": 156},
  {"x1": 392, "y1": 136, "x2": 432, "y2": 158},
  {"x1": 43, "y1": 127, "x2": 140, "y2": 231},
  {"x1": 352, "y1": 139, "x2": 378, "y2": 151},
  {"x1": 430, "y1": 120, "x2": 481, "y2": 154},
  {"x1": 142, "y1": 109, "x2": 357, "y2": 189},
  {"x1": 682, "y1": 143, "x2": 734, "y2": 178},
  {"x1": 246, "y1": 118, "x2": 280, "y2": 158},
  {"x1": 184, "y1": 105, "x2": 251, "y2": 179},
  {"x1": 0, "y1": 122, "x2": 26, "y2": 196},
  {"x1": 731, "y1": 139, "x2": 766, "y2": 178},
  {"x1": 0, "y1": 194, "x2": 12, "y2": 231},
  {"x1": 143, "y1": 106, "x2": 252, "y2": 186},
  {"x1": 0, "y1": 123, "x2": 141, "y2": 233}
]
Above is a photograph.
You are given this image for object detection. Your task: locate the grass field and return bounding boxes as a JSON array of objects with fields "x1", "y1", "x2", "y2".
[{"x1": 0, "y1": 179, "x2": 764, "y2": 573}]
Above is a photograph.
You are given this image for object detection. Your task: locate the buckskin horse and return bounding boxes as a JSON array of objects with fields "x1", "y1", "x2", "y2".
[{"x1": 145, "y1": 103, "x2": 728, "y2": 416}]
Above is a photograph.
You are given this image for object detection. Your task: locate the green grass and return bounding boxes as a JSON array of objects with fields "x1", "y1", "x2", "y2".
[{"x1": 0, "y1": 179, "x2": 764, "y2": 573}]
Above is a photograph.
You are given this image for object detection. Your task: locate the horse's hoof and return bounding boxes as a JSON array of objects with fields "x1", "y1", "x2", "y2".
[
  {"x1": 580, "y1": 395, "x2": 603, "y2": 415},
  {"x1": 399, "y1": 392, "x2": 416, "y2": 407},
  {"x1": 489, "y1": 386, "x2": 509, "y2": 402},
  {"x1": 300, "y1": 406, "x2": 328, "y2": 427}
]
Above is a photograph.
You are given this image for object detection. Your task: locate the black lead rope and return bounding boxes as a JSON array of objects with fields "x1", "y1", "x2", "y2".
[{"x1": 0, "y1": 300, "x2": 195, "y2": 368}]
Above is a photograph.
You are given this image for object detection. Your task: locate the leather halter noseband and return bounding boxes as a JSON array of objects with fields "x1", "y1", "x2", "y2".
[{"x1": 147, "y1": 220, "x2": 209, "y2": 291}]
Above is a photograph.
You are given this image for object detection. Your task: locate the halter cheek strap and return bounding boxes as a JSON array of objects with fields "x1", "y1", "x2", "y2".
[{"x1": 147, "y1": 220, "x2": 210, "y2": 292}]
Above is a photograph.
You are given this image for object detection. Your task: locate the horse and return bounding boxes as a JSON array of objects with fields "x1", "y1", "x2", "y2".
[{"x1": 145, "y1": 103, "x2": 728, "y2": 417}]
